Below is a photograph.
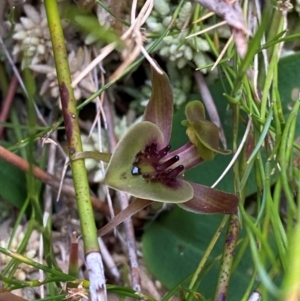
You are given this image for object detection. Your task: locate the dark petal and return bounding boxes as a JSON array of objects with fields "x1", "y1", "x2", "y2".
[
  {"x1": 143, "y1": 64, "x2": 173, "y2": 144},
  {"x1": 178, "y1": 182, "x2": 239, "y2": 214},
  {"x1": 165, "y1": 142, "x2": 204, "y2": 171}
]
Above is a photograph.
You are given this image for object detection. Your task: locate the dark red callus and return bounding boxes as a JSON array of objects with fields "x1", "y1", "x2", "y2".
[
  {"x1": 156, "y1": 155, "x2": 179, "y2": 172},
  {"x1": 131, "y1": 143, "x2": 184, "y2": 185}
]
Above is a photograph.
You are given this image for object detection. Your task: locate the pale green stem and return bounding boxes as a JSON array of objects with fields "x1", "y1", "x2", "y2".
[
  {"x1": 43, "y1": 0, "x2": 100, "y2": 255},
  {"x1": 187, "y1": 215, "x2": 229, "y2": 301}
]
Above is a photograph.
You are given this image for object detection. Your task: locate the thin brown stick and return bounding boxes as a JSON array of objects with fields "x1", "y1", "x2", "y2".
[
  {"x1": 0, "y1": 74, "x2": 18, "y2": 138},
  {"x1": 0, "y1": 145, "x2": 113, "y2": 216},
  {"x1": 103, "y1": 95, "x2": 118, "y2": 148},
  {"x1": 98, "y1": 237, "x2": 121, "y2": 282},
  {"x1": 116, "y1": 193, "x2": 147, "y2": 292},
  {"x1": 40, "y1": 131, "x2": 58, "y2": 299}
]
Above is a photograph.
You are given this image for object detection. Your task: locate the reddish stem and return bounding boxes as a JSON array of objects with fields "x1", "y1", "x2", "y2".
[
  {"x1": 0, "y1": 145, "x2": 114, "y2": 216},
  {"x1": 0, "y1": 74, "x2": 18, "y2": 138}
]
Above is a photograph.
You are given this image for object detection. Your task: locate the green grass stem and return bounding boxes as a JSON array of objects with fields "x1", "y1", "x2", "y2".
[{"x1": 44, "y1": 0, "x2": 100, "y2": 255}]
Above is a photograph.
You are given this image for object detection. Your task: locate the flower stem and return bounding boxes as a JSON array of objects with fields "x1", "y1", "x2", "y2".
[
  {"x1": 213, "y1": 214, "x2": 239, "y2": 301},
  {"x1": 44, "y1": 0, "x2": 100, "y2": 255},
  {"x1": 187, "y1": 215, "x2": 229, "y2": 301},
  {"x1": 43, "y1": 1, "x2": 105, "y2": 299}
]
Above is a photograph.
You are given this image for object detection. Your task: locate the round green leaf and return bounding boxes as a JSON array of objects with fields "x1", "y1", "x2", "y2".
[{"x1": 142, "y1": 207, "x2": 259, "y2": 300}]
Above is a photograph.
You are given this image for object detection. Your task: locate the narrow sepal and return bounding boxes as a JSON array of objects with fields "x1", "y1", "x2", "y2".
[
  {"x1": 98, "y1": 198, "x2": 153, "y2": 236},
  {"x1": 178, "y1": 182, "x2": 239, "y2": 214},
  {"x1": 143, "y1": 64, "x2": 173, "y2": 144}
]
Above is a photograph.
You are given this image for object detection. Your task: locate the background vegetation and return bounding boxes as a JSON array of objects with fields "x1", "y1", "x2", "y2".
[{"x1": 0, "y1": 0, "x2": 299, "y2": 300}]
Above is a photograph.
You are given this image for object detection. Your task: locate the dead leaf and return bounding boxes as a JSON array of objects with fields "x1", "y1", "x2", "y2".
[
  {"x1": 232, "y1": 28, "x2": 248, "y2": 58},
  {"x1": 194, "y1": 0, "x2": 249, "y2": 33},
  {"x1": 195, "y1": 0, "x2": 249, "y2": 58}
]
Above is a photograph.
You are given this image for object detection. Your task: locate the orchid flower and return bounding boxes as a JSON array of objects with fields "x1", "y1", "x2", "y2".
[{"x1": 95, "y1": 65, "x2": 238, "y2": 236}]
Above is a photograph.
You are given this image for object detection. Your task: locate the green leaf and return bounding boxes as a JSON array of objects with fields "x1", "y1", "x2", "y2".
[
  {"x1": 143, "y1": 65, "x2": 174, "y2": 144},
  {"x1": 72, "y1": 151, "x2": 111, "y2": 163},
  {"x1": 278, "y1": 52, "x2": 300, "y2": 114},
  {"x1": 104, "y1": 122, "x2": 194, "y2": 203},
  {"x1": 0, "y1": 151, "x2": 27, "y2": 209},
  {"x1": 142, "y1": 207, "x2": 256, "y2": 300}
]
